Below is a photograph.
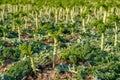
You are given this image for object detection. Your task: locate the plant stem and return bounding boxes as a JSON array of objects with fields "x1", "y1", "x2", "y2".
[
  {"x1": 70, "y1": 8, "x2": 74, "y2": 23},
  {"x1": 103, "y1": 11, "x2": 106, "y2": 23},
  {"x1": 12, "y1": 21, "x2": 15, "y2": 31},
  {"x1": 101, "y1": 33, "x2": 104, "y2": 50},
  {"x1": 24, "y1": 17, "x2": 27, "y2": 29},
  {"x1": 55, "y1": 8, "x2": 58, "y2": 24},
  {"x1": 18, "y1": 26, "x2": 21, "y2": 41},
  {"x1": 53, "y1": 37, "x2": 57, "y2": 68},
  {"x1": 58, "y1": 8, "x2": 62, "y2": 21},
  {"x1": 82, "y1": 18, "x2": 86, "y2": 33},
  {"x1": 114, "y1": 22, "x2": 118, "y2": 47},
  {"x1": 3, "y1": 31, "x2": 6, "y2": 40},
  {"x1": 66, "y1": 8, "x2": 69, "y2": 23},
  {"x1": 86, "y1": 14, "x2": 90, "y2": 24},
  {"x1": 1, "y1": 9, "x2": 4, "y2": 22},
  {"x1": 35, "y1": 12, "x2": 38, "y2": 30},
  {"x1": 34, "y1": 32, "x2": 37, "y2": 41},
  {"x1": 30, "y1": 57, "x2": 36, "y2": 74}
]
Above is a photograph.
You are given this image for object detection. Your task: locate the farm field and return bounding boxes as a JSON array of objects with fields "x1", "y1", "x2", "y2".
[{"x1": 0, "y1": 0, "x2": 120, "y2": 80}]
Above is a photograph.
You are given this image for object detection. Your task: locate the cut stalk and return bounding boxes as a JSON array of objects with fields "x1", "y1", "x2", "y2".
[
  {"x1": 2, "y1": 26, "x2": 6, "y2": 40},
  {"x1": 24, "y1": 17, "x2": 27, "y2": 29},
  {"x1": 93, "y1": 8, "x2": 97, "y2": 18},
  {"x1": 58, "y1": 8, "x2": 62, "y2": 21},
  {"x1": 18, "y1": 26, "x2": 21, "y2": 41},
  {"x1": 114, "y1": 22, "x2": 118, "y2": 46},
  {"x1": 103, "y1": 11, "x2": 106, "y2": 23},
  {"x1": 33, "y1": 33, "x2": 37, "y2": 41},
  {"x1": 82, "y1": 18, "x2": 86, "y2": 33},
  {"x1": 66, "y1": 8, "x2": 69, "y2": 23},
  {"x1": 101, "y1": 33, "x2": 104, "y2": 50},
  {"x1": 35, "y1": 12, "x2": 38, "y2": 30},
  {"x1": 1, "y1": 9, "x2": 4, "y2": 21},
  {"x1": 53, "y1": 37, "x2": 57, "y2": 68},
  {"x1": 30, "y1": 57, "x2": 36, "y2": 74},
  {"x1": 55, "y1": 8, "x2": 58, "y2": 24},
  {"x1": 71, "y1": 8, "x2": 74, "y2": 23},
  {"x1": 86, "y1": 14, "x2": 90, "y2": 24},
  {"x1": 3, "y1": 31, "x2": 6, "y2": 40}
]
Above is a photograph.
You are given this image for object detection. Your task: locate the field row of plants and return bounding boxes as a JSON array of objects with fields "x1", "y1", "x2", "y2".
[{"x1": 0, "y1": 0, "x2": 120, "y2": 80}]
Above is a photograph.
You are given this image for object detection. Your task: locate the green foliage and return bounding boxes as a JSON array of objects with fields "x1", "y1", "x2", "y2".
[
  {"x1": 2, "y1": 47, "x2": 20, "y2": 60},
  {"x1": 90, "y1": 19, "x2": 110, "y2": 33},
  {"x1": 60, "y1": 42, "x2": 94, "y2": 63},
  {"x1": 0, "y1": 0, "x2": 120, "y2": 80},
  {"x1": 97, "y1": 62, "x2": 120, "y2": 80},
  {"x1": 19, "y1": 42, "x2": 36, "y2": 74},
  {"x1": 0, "y1": 57, "x2": 5, "y2": 66},
  {"x1": 19, "y1": 42, "x2": 32, "y2": 57},
  {"x1": 74, "y1": 66, "x2": 85, "y2": 80},
  {"x1": 69, "y1": 55, "x2": 77, "y2": 64},
  {"x1": 56, "y1": 64, "x2": 69, "y2": 73},
  {"x1": 0, "y1": 26, "x2": 5, "y2": 37},
  {"x1": 30, "y1": 41, "x2": 52, "y2": 53},
  {"x1": 89, "y1": 49, "x2": 108, "y2": 65},
  {"x1": 40, "y1": 21, "x2": 64, "y2": 38},
  {"x1": 0, "y1": 39, "x2": 5, "y2": 46},
  {"x1": 7, "y1": 31, "x2": 18, "y2": 38},
  {"x1": 108, "y1": 14, "x2": 120, "y2": 23},
  {"x1": 5, "y1": 59, "x2": 32, "y2": 80},
  {"x1": 60, "y1": 41, "x2": 120, "y2": 79},
  {"x1": 0, "y1": 29, "x2": 3, "y2": 37},
  {"x1": 0, "y1": 74, "x2": 12, "y2": 80}
]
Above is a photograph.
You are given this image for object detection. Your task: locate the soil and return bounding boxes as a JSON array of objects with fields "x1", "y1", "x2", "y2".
[
  {"x1": 0, "y1": 59, "x2": 13, "y2": 73},
  {"x1": 21, "y1": 33, "x2": 34, "y2": 41},
  {"x1": 42, "y1": 39, "x2": 54, "y2": 45},
  {"x1": 23, "y1": 67, "x2": 74, "y2": 80},
  {"x1": 4, "y1": 41, "x2": 16, "y2": 47}
]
